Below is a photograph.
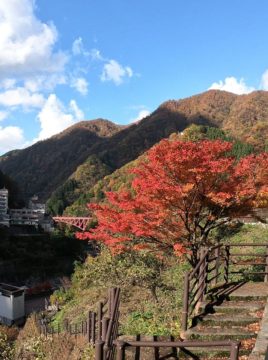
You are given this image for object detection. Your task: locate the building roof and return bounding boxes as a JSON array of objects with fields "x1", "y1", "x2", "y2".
[{"x1": 0, "y1": 283, "x2": 24, "y2": 297}]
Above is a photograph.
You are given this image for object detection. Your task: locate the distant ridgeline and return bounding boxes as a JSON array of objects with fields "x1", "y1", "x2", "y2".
[{"x1": 1, "y1": 90, "x2": 268, "y2": 217}]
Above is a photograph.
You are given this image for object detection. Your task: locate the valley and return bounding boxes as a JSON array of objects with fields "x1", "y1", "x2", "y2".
[{"x1": 1, "y1": 90, "x2": 268, "y2": 359}]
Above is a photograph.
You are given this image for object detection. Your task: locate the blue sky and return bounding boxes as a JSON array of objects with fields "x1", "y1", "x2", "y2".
[{"x1": 0, "y1": 0, "x2": 268, "y2": 154}]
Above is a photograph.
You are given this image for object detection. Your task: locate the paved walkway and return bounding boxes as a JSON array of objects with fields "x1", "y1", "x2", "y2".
[
  {"x1": 230, "y1": 282, "x2": 268, "y2": 298},
  {"x1": 232, "y1": 283, "x2": 268, "y2": 359}
]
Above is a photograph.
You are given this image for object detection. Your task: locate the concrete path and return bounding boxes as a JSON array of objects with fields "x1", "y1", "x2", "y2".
[
  {"x1": 230, "y1": 282, "x2": 268, "y2": 298},
  {"x1": 227, "y1": 282, "x2": 268, "y2": 359}
]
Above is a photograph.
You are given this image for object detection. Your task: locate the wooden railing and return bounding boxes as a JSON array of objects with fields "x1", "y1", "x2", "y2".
[
  {"x1": 38, "y1": 287, "x2": 120, "y2": 359},
  {"x1": 95, "y1": 287, "x2": 121, "y2": 360},
  {"x1": 113, "y1": 339, "x2": 240, "y2": 360},
  {"x1": 182, "y1": 242, "x2": 268, "y2": 332},
  {"x1": 182, "y1": 244, "x2": 224, "y2": 332},
  {"x1": 227, "y1": 243, "x2": 268, "y2": 282}
]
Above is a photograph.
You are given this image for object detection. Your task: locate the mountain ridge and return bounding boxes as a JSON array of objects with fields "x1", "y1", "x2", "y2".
[
  {"x1": 1, "y1": 90, "x2": 268, "y2": 208},
  {"x1": 0, "y1": 119, "x2": 123, "y2": 201}
]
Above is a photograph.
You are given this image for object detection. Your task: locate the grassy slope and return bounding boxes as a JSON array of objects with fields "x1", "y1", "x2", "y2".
[{"x1": 49, "y1": 224, "x2": 268, "y2": 338}]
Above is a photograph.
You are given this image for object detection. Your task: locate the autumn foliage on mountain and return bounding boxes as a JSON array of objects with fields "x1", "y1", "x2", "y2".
[
  {"x1": 77, "y1": 139, "x2": 268, "y2": 265},
  {"x1": 2, "y1": 90, "x2": 268, "y2": 213}
]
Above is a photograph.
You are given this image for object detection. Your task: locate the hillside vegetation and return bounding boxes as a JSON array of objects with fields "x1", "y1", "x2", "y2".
[
  {"x1": 2, "y1": 90, "x2": 268, "y2": 213},
  {"x1": 0, "y1": 170, "x2": 21, "y2": 208},
  {"x1": 0, "y1": 119, "x2": 123, "y2": 202},
  {"x1": 64, "y1": 125, "x2": 257, "y2": 216},
  {"x1": 33, "y1": 225, "x2": 268, "y2": 356}
]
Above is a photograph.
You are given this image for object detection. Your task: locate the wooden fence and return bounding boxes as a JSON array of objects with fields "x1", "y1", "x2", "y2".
[
  {"x1": 182, "y1": 242, "x2": 268, "y2": 332},
  {"x1": 113, "y1": 339, "x2": 240, "y2": 360},
  {"x1": 37, "y1": 287, "x2": 120, "y2": 359},
  {"x1": 33, "y1": 242, "x2": 268, "y2": 360}
]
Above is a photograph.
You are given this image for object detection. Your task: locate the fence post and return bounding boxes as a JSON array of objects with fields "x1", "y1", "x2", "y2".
[
  {"x1": 182, "y1": 272, "x2": 189, "y2": 333},
  {"x1": 87, "y1": 311, "x2": 91, "y2": 343},
  {"x1": 204, "y1": 248, "x2": 209, "y2": 296},
  {"x1": 91, "y1": 312, "x2": 96, "y2": 344},
  {"x1": 116, "y1": 340, "x2": 126, "y2": 360},
  {"x1": 135, "y1": 335, "x2": 141, "y2": 360},
  {"x1": 108, "y1": 289, "x2": 112, "y2": 317},
  {"x1": 64, "y1": 318, "x2": 69, "y2": 331},
  {"x1": 110, "y1": 288, "x2": 116, "y2": 315},
  {"x1": 265, "y1": 245, "x2": 268, "y2": 282},
  {"x1": 98, "y1": 302, "x2": 103, "y2": 341},
  {"x1": 224, "y1": 245, "x2": 230, "y2": 283},
  {"x1": 95, "y1": 340, "x2": 105, "y2": 360},
  {"x1": 102, "y1": 317, "x2": 109, "y2": 341},
  {"x1": 199, "y1": 247, "x2": 206, "y2": 302},
  {"x1": 213, "y1": 246, "x2": 220, "y2": 286},
  {"x1": 153, "y1": 335, "x2": 160, "y2": 360},
  {"x1": 170, "y1": 335, "x2": 178, "y2": 358},
  {"x1": 230, "y1": 341, "x2": 240, "y2": 360}
]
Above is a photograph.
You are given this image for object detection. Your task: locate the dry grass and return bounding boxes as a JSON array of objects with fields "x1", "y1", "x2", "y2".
[{"x1": 15, "y1": 315, "x2": 94, "y2": 360}]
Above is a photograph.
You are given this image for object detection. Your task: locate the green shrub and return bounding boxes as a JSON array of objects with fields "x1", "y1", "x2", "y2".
[{"x1": 0, "y1": 332, "x2": 14, "y2": 360}]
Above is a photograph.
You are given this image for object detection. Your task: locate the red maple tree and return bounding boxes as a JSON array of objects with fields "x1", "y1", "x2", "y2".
[{"x1": 77, "y1": 139, "x2": 268, "y2": 266}]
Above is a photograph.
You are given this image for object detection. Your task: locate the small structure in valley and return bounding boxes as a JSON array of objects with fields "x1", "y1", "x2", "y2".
[
  {"x1": 0, "y1": 188, "x2": 53, "y2": 231},
  {"x1": 0, "y1": 188, "x2": 10, "y2": 227},
  {"x1": 0, "y1": 283, "x2": 25, "y2": 325}
]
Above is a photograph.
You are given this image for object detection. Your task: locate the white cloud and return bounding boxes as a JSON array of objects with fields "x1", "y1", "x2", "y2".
[
  {"x1": 72, "y1": 37, "x2": 84, "y2": 56},
  {"x1": 0, "y1": 125, "x2": 26, "y2": 154},
  {"x1": 71, "y1": 77, "x2": 88, "y2": 95},
  {"x1": 0, "y1": 78, "x2": 16, "y2": 90},
  {"x1": 90, "y1": 48, "x2": 103, "y2": 61},
  {"x1": 101, "y1": 60, "x2": 133, "y2": 85},
  {"x1": 24, "y1": 74, "x2": 66, "y2": 92},
  {"x1": 0, "y1": 0, "x2": 67, "y2": 78},
  {"x1": 72, "y1": 38, "x2": 103, "y2": 61},
  {"x1": 69, "y1": 99, "x2": 84, "y2": 119},
  {"x1": 209, "y1": 77, "x2": 255, "y2": 95},
  {"x1": 131, "y1": 109, "x2": 150, "y2": 123},
  {"x1": 0, "y1": 87, "x2": 45, "y2": 108},
  {"x1": 261, "y1": 70, "x2": 268, "y2": 90},
  {"x1": 71, "y1": 38, "x2": 134, "y2": 87},
  {"x1": 36, "y1": 94, "x2": 84, "y2": 141},
  {"x1": 0, "y1": 111, "x2": 8, "y2": 121}
]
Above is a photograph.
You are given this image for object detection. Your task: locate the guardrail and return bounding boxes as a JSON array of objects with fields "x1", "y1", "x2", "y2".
[
  {"x1": 95, "y1": 287, "x2": 121, "y2": 360},
  {"x1": 113, "y1": 339, "x2": 240, "y2": 360},
  {"x1": 227, "y1": 243, "x2": 268, "y2": 282},
  {"x1": 182, "y1": 242, "x2": 268, "y2": 332},
  {"x1": 38, "y1": 287, "x2": 120, "y2": 359}
]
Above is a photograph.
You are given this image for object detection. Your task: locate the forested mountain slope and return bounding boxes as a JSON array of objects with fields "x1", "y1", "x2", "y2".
[{"x1": 1, "y1": 90, "x2": 268, "y2": 210}]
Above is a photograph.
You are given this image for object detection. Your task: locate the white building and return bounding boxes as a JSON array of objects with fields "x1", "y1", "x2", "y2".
[
  {"x1": 0, "y1": 188, "x2": 8, "y2": 214},
  {"x1": 28, "y1": 195, "x2": 46, "y2": 214},
  {"x1": 9, "y1": 208, "x2": 41, "y2": 227},
  {"x1": 0, "y1": 283, "x2": 25, "y2": 325},
  {"x1": 0, "y1": 190, "x2": 52, "y2": 229},
  {"x1": 0, "y1": 188, "x2": 10, "y2": 227}
]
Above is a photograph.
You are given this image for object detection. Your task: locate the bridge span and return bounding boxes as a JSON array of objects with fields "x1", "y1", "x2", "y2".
[{"x1": 52, "y1": 216, "x2": 91, "y2": 231}]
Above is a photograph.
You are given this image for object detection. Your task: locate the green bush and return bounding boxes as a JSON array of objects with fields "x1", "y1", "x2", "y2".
[
  {"x1": 51, "y1": 246, "x2": 190, "y2": 336},
  {"x1": 0, "y1": 332, "x2": 14, "y2": 360}
]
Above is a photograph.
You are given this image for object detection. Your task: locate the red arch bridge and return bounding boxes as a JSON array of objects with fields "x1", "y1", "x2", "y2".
[{"x1": 52, "y1": 217, "x2": 92, "y2": 231}]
